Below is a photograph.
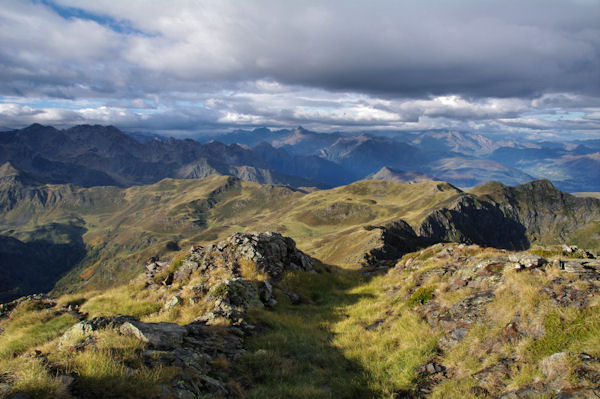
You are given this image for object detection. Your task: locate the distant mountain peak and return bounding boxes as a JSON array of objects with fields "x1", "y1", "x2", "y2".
[
  {"x1": 367, "y1": 166, "x2": 435, "y2": 183},
  {"x1": 0, "y1": 161, "x2": 20, "y2": 178}
]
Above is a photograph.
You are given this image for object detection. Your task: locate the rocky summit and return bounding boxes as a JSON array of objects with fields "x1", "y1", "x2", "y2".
[{"x1": 18, "y1": 231, "x2": 316, "y2": 399}]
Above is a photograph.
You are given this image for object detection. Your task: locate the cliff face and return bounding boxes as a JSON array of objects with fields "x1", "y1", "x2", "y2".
[
  {"x1": 361, "y1": 180, "x2": 600, "y2": 267},
  {"x1": 417, "y1": 195, "x2": 529, "y2": 250},
  {"x1": 473, "y1": 180, "x2": 600, "y2": 247}
]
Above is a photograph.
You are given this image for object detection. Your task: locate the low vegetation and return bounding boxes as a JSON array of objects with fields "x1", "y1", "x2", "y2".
[{"x1": 1, "y1": 175, "x2": 599, "y2": 397}]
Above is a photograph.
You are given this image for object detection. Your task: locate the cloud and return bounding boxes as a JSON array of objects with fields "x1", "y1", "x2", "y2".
[{"x1": 0, "y1": 0, "x2": 598, "y2": 138}]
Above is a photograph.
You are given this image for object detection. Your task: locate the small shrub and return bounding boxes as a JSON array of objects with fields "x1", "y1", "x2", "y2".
[
  {"x1": 209, "y1": 282, "x2": 230, "y2": 298},
  {"x1": 407, "y1": 287, "x2": 435, "y2": 307}
]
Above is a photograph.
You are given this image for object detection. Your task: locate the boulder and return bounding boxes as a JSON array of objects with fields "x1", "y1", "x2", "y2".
[
  {"x1": 59, "y1": 315, "x2": 137, "y2": 347},
  {"x1": 563, "y1": 260, "x2": 600, "y2": 280},
  {"x1": 509, "y1": 253, "x2": 547, "y2": 270},
  {"x1": 170, "y1": 232, "x2": 314, "y2": 285},
  {"x1": 164, "y1": 295, "x2": 182, "y2": 310}
]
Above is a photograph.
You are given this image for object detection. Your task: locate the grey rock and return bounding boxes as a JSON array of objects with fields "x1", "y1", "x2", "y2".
[
  {"x1": 509, "y1": 253, "x2": 548, "y2": 270},
  {"x1": 164, "y1": 295, "x2": 182, "y2": 310},
  {"x1": 420, "y1": 362, "x2": 446, "y2": 376},
  {"x1": 365, "y1": 318, "x2": 385, "y2": 331},
  {"x1": 259, "y1": 280, "x2": 277, "y2": 307},
  {"x1": 555, "y1": 387, "x2": 600, "y2": 398},
  {"x1": 120, "y1": 321, "x2": 186, "y2": 349},
  {"x1": 59, "y1": 315, "x2": 137, "y2": 346},
  {"x1": 439, "y1": 290, "x2": 495, "y2": 327},
  {"x1": 198, "y1": 374, "x2": 227, "y2": 393},
  {"x1": 563, "y1": 260, "x2": 600, "y2": 280}
]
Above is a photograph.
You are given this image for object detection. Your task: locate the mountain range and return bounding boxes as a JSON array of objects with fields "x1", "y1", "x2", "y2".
[
  {"x1": 2, "y1": 124, "x2": 599, "y2": 192},
  {"x1": 210, "y1": 126, "x2": 600, "y2": 191}
]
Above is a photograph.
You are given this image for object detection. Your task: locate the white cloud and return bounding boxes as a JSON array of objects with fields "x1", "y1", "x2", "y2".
[{"x1": 0, "y1": 0, "x2": 597, "y2": 138}]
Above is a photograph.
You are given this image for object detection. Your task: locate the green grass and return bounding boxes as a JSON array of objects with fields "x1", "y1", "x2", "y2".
[
  {"x1": 407, "y1": 286, "x2": 436, "y2": 307},
  {"x1": 0, "y1": 316, "x2": 175, "y2": 399},
  {"x1": 234, "y1": 262, "x2": 440, "y2": 398},
  {"x1": 0, "y1": 307, "x2": 77, "y2": 357},
  {"x1": 3, "y1": 175, "x2": 465, "y2": 293},
  {"x1": 80, "y1": 286, "x2": 162, "y2": 318},
  {"x1": 66, "y1": 347, "x2": 174, "y2": 398},
  {"x1": 0, "y1": 357, "x2": 69, "y2": 399},
  {"x1": 527, "y1": 307, "x2": 600, "y2": 361},
  {"x1": 237, "y1": 267, "x2": 375, "y2": 398}
]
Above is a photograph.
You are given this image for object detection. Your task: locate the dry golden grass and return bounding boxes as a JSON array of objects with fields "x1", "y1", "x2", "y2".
[{"x1": 238, "y1": 258, "x2": 268, "y2": 283}]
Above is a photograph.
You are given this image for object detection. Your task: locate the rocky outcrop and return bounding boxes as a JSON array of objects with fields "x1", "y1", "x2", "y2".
[
  {"x1": 399, "y1": 244, "x2": 600, "y2": 397},
  {"x1": 57, "y1": 315, "x2": 246, "y2": 398},
  {"x1": 473, "y1": 179, "x2": 600, "y2": 249},
  {"x1": 170, "y1": 232, "x2": 313, "y2": 285},
  {"x1": 139, "y1": 232, "x2": 315, "y2": 396},
  {"x1": 25, "y1": 231, "x2": 317, "y2": 399}
]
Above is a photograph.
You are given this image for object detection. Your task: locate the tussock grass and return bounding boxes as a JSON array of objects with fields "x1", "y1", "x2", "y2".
[
  {"x1": 55, "y1": 293, "x2": 87, "y2": 308},
  {"x1": 0, "y1": 357, "x2": 70, "y2": 399},
  {"x1": 239, "y1": 258, "x2": 268, "y2": 283},
  {"x1": 237, "y1": 267, "x2": 375, "y2": 398},
  {"x1": 236, "y1": 263, "x2": 441, "y2": 398},
  {"x1": 68, "y1": 350, "x2": 168, "y2": 397}
]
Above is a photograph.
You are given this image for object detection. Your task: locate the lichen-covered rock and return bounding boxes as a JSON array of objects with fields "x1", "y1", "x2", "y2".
[
  {"x1": 259, "y1": 280, "x2": 277, "y2": 307},
  {"x1": 438, "y1": 290, "x2": 495, "y2": 328},
  {"x1": 159, "y1": 232, "x2": 316, "y2": 325},
  {"x1": 164, "y1": 295, "x2": 182, "y2": 310},
  {"x1": 562, "y1": 260, "x2": 600, "y2": 280},
  {"x1": 509, "y1": 253, "x2": 547, "y2": 270},
  {"x1": 181, "y1": 232, "x2": 314, "y2": 283},
  {"x1": 59, "y1": 315, "x2": 137, "y2": 347}
]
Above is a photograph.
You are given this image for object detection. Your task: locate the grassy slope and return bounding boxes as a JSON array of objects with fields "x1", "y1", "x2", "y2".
[
  {"x1": 1, "y1": 176, "x2": 463, "y2": 293},
  {"x1": 1, "y1": 177, "x2": 599, "y2": 397},
  {"x1": 2, "y1": 243, "x2": 598, "y2": 398}
]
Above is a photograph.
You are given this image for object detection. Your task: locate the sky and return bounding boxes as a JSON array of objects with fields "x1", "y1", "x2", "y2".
[{"x1": 0, "y1": 0, "x2": 599, "y2": 139}]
